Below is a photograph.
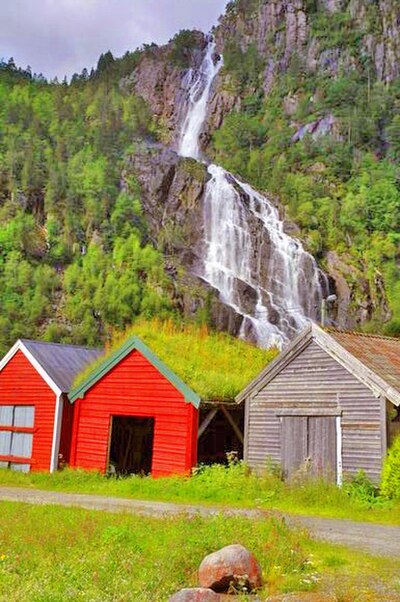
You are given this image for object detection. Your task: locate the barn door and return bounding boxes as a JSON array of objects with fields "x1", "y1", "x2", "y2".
[
  {"x1": 308, "y1": 417, "x2": 337, "y2": 479},
  {"x1": 281, "y1": 417, "x2": 308, "y2": 477},
  {"x1": 281, "y1": 415, "x2": 337, "y2": 481}
]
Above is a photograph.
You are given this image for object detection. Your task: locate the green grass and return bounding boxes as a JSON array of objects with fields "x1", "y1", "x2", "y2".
[
  {"x1": 72, "y1": 319, "x2": 277, "y2": 401},
  {"x1": 1, "y1": 463, "x2": 399, "y2": 526},
  {"x1": 0, "y1": 501, "x2": 399, "y2": 601}
]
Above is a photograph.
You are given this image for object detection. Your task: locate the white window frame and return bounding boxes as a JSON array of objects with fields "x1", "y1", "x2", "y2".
[{"x1": 0, "y1": 405, "x2": 35, "y2": 472}]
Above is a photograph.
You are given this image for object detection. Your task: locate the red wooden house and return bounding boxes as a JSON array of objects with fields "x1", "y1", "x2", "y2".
[
  {"x1": 69, "y1": 336, "x2": 200, "y2": 477},
  {"x1": 0, "y1": 340, "x2": 101, "y2": 472}
]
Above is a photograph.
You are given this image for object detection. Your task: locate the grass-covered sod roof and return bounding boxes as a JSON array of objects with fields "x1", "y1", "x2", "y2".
[{"x1": 71, "y1": 320, "x2": 277, "y2": 402}]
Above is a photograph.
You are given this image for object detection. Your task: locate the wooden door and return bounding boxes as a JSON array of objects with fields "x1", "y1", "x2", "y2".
[
  {"x1": 281, "y1": 415, "x2": 337, "y2": 481},
  {"x1": 281, "y1": 416, "x2": 308, "y2": 478}
]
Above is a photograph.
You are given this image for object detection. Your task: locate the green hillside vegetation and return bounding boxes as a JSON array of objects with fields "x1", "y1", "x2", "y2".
[
  {"x1": 0, "y1": 54, "x2": 174, "y2": 354},
  {"x1": 214, "y1": 3, "x2": 400, "y2": 334},
  {"x1": 0, "y1": 0, "x2": 400, "y2": 357},
  {"x1": 72, "y1": 319, "x2": 277, "y2": 401}
]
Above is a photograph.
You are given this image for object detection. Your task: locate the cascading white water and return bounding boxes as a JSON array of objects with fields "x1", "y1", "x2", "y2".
[
  {"x1": 203, "y1": 165, "x2": 324, "y2": 346},
  {"x1": 179, "y1": 41, "x2": 223, "y2": 160},
  {"x1": 178, "y1": 39, "x2": 326, "y2": 348}
]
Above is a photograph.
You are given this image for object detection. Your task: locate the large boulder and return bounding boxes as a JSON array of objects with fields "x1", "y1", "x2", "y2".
[
  {"x1": 169, "y1": 588, "x2": 220, "y2": 602},
  {"x1": 198, "y1": 544, "x2": 262, "y2": 593}
]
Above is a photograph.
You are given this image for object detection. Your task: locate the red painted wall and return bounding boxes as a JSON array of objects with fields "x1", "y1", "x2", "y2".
[
  {"x1": 0, "y1": 350, "x2": 56, "y2": 471},
  {"x1": 70, "y1": 349, "x2": 199, "y2": 477}
]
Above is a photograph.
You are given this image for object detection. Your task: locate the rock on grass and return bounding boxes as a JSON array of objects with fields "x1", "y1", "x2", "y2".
[{"x1": 198, "y1": 544, "x2": 262, "y2": 593}]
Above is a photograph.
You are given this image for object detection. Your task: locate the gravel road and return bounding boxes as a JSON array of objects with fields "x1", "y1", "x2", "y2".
[{"x1": 0, "y1": 486, "x2": 398, "y2": 558}]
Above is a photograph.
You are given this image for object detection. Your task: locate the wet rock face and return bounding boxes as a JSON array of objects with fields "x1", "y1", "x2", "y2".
[
  {"x1": 121, "y1": 0, "x2": 400, "y2": 336},
  {"x1": 325, "y1": 251, "x2": 391, "y2": 330},
  {"x1": 198, "y1": 544, "x2": 262, "y2": 593},
  {"x1": 128, "y1": 145, "x2": 325, "y2": 342},
  {"x1": 125, "y1": 0, "x2": 400, "y2": 148},
  {"x1": 126, "y1": 147, "x2": 207, "y2": 264},
  {"x1": 125, "y1": 147, "x2": 246, "y2": 335}
]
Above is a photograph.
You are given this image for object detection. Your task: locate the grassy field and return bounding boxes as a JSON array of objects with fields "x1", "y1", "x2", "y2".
[
  {"x1": 0, "y1": 501, "x2": 399, "y2": 601},
  {"x1": 0, "y1": 463, "x2": 399, "y2": 526}
]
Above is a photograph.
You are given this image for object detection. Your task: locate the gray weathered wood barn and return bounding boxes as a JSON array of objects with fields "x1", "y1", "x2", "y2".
[{"x1": 236, "y1": 324, "x2": 400, "y2": 483}]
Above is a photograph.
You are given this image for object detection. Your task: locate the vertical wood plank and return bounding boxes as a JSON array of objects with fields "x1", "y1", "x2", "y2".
[
  {"x1": 243, "y1": 397, "x2": 250, "y2": 463},
  {"x1": 281, "y1": 416, "x2": 307, "y2": 478},
  {"x1": 308, "y1": 416, "x2": 337, "y2": 481},
  {"x1": 380, "y1": 395, "x2": 387, "y2": 466}
]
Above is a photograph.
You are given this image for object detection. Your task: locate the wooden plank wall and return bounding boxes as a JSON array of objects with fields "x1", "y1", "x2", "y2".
[{"x1": 245, "y1": 341, "x2": 383, "y2": 481}]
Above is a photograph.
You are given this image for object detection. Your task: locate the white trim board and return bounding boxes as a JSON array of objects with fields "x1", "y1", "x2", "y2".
[
  {"x1": 0, "y1": 340, "x2": 62, "y2": 397},
  {"x1": 336, "y1": 415, "x2": 343, "y2": 486},
  {"x1": 50, "y1": 394, "x2": 63, "y2": 473}
]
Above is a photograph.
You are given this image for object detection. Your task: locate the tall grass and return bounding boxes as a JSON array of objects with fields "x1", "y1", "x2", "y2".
[
  {"x1": 0, "y1": 501, "x2": 398, "y2": 601},
  {"x1": 72, "y1": 319, "x2": 277, "y2": 400}
]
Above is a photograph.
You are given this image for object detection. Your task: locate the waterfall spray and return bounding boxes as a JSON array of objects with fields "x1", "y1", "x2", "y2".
[{"x1": 178, "y1": 39, "x2": 326, "y2": 348}]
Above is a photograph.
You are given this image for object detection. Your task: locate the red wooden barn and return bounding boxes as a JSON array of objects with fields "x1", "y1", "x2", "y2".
[
  {"x1": 68, "y1": 336, "x2": 200, "y2": 477},
  {"x1": 0, "y1": 340, "x2": 102, "y2": 472}
]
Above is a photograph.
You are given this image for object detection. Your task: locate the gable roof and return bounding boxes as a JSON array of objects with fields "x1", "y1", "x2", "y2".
[
  {"x1": 68, "y1": 336, "x2": 201, "y2": 408},
  {"x1": 236, "y1": 322, "x2": 400, "y2": 407},
  {"x1": 0, "y1": 339, "x2": 103, "y2": 395}
]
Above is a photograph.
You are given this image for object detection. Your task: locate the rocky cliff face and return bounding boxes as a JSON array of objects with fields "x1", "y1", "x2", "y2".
[
  {"x1": 121, "y1": 33, "x2": 206, "y2": 147},
  {"x1": 124, "y1": 0, "x2": 400, "y2": 338},
  {"x1": 129, "y1": 0, "x2": 400, "y2": 155},
  {"x1": 126, "y1": 147, "x2": 207, "y2": 264},
  {"x1": 215, "y1": 0, "x2": 400, "y2": 88}
]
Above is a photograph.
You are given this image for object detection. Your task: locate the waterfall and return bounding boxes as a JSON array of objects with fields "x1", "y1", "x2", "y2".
[
  {"x1": 178, "y1": 39, "x2": 326, "y2": 348},
  {"x1": 179, "y1": 41, "x2": 223, "y2": 160}
]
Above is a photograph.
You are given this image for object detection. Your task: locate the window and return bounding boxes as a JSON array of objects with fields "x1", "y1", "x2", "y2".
[{"x1": 0, "y1": 406, "x2": 35, "y2": 473}]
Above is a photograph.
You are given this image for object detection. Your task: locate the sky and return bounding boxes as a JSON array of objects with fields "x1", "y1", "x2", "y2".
[{"x1": 0, "y1": 0, "x2": 228, "y2": 80}]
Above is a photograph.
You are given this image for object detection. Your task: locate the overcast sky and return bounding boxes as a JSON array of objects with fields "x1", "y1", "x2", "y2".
[{"x1": 0, "y1": 0, "x2": 228, "y2": 80}]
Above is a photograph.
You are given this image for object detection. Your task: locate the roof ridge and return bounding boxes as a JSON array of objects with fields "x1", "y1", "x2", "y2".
[
  {"x1": 69, "y1": 335, "x2": 201, "y2": 408},
  {"x1": 21, "y1": 339, "x2": 103, "y2": 352},
  {"x1": 324, "y1": 328, "x2": 400, "y2": 342}
]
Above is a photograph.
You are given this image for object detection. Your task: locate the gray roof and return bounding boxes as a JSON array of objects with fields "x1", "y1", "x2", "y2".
[{"x1": 21, "y1": 339, "x2": 103, "y2": 393}]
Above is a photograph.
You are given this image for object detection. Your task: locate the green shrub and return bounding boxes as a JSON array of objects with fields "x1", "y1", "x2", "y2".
[
  {"x1": 381, "y1": 436, "x2": 400, "y2": 499},
  {"x1": 342, "y1": 471, "x2": 384, "y2": 508}
]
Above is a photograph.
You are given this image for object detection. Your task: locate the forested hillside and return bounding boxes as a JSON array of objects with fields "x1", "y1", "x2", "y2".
[
  {"x1": 0, "y1": 55, "x2": 175, "y2": 352},
  {"x1": 0, "y1": 0, "x2": 399, "y2": 355}
]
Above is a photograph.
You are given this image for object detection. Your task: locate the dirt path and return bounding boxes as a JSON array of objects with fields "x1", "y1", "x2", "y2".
[{"x1": 0, "y1": 486, "x2": 398, "y2": 558}]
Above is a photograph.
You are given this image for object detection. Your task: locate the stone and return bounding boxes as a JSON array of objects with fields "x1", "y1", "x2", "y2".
[
  {"x1": 198, "y1": 544, "x2": 262, "y2": 593},
  {"x1": 168, "y1": 588, "x2": 220, "y2": 602}
]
